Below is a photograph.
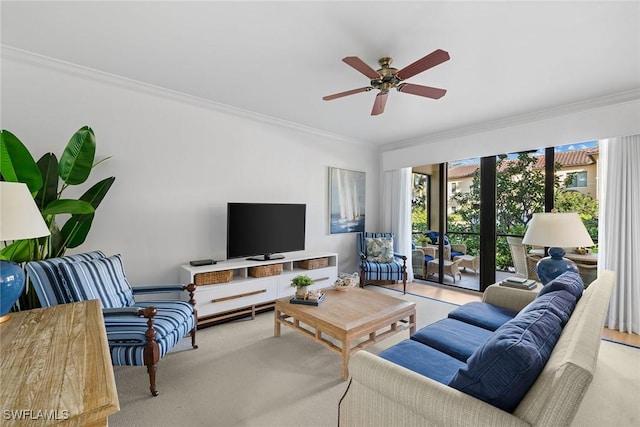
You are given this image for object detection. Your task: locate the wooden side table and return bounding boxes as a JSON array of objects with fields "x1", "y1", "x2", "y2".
[{"x1": 0, "y1": 300, "x2": 119, "y2": 426}]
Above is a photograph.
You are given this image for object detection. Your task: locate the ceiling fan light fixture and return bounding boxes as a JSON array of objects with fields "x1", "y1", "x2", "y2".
[{"x1": 323, "y1": 49, "x2": 450, "y2": 115}]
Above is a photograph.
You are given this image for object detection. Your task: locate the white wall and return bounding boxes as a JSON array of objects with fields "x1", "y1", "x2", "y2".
[{"x1": 1, "y1": 52, "x2": 379, "y2": 283}]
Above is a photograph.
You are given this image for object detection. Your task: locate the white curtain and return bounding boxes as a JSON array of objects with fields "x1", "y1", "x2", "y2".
[
  {"x1": 599, "y1": 135, "x2": 640, "y2": 334},
  {"x1": 382, "y1": 168, "x2": 414, "y2": 282}
]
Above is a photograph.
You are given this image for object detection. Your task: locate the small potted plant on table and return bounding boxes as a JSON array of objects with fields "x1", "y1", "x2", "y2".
[{"x1": 291, "y1": 274, "x2": 314, "y2": 299}]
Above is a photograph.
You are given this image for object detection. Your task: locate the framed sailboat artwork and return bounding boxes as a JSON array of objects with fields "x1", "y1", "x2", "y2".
[{"x1": 329, "y1": 167, "x2": 365, "y2": 234}]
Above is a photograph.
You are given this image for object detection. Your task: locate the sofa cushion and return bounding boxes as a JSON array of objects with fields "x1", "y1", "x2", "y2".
[
  {"x1": 106, "y1": 300, "x2": 196, "y2": 365},
  {"x1": 379, "y1": 339, "x2": 466, "y2": 385},
  {"x1": 450, "y1": 250, "x2": 465, "y2": 259},
  {"x1": 538, "y1": 271, "x2": 584, "y2": 300},
  {"x1": 411, "y1": 318, "x2": 493, "y2": 362},
  {"x1": 522, "y1": 289, "x2": 578, "y2": 326},
  {"x1": 448, "y1": 301, "x2": 519, "y2": 331},
  {"x1": 58, "y1": 254, "x2": 135, "y2": 308},
  {"x1": 448, "y1": 297, "x2": 565, "y2": 413}
]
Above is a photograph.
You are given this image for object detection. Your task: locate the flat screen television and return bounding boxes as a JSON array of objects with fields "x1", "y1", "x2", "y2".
[{"x1": 226, "y1": 203, "x2": 306, "y2": 261}]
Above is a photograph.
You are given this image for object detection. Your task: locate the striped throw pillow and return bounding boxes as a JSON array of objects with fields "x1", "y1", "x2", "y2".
[
  {"x1": 25, "y1": 251, "x2": 106, "y2": 306},
  {"x1": 58, "y1": 254, "x2": 135, "y2": 308}
]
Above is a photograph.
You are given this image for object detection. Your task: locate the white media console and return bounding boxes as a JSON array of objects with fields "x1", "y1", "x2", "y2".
[{"x1": 179, "y1": 251, "x2": 338, "y2": 327}]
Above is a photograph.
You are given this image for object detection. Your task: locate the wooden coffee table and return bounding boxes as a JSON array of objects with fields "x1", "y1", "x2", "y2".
[{"x1": 274, "y1": 287, "x2": 416, "y2": 380}]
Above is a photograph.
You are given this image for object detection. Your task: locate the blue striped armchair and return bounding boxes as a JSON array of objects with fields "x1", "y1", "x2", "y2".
[
  {"x1": 26, "y1": 251, "x2": 197, "y2": 396},
  {"x1": 358, "y1": 232, "x2": 408, "y2": 294}
]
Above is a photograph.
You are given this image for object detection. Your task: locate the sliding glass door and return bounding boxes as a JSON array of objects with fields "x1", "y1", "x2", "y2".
[{"x1": 411, "y1": 141, "x2": 599, "y2": 292}]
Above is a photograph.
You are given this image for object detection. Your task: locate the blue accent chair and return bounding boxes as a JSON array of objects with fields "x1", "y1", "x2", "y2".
[
  {"x1": 358, "y1": 232, "x2": 408, "y2": 294},
  {"x1": 26, "y1": 251, "x2": 198, "y2": 396}
]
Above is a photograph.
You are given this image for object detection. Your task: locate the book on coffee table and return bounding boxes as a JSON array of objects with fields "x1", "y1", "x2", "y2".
[{"x1": 290, "y1": 293, "x2": 325, "y2": 306}]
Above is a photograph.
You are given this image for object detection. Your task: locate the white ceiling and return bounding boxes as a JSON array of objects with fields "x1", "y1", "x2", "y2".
[{"x1": 2, "y1": 1, "x2": 639, "y2": 147}]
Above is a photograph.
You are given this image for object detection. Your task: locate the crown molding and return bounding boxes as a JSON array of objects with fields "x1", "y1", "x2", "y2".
[
  {"x1": 1, "y1": 45, "x2": 369, "y2": 148},
  {"x1": 381, "y1": 88, "x2": 640, "y2": 152}
]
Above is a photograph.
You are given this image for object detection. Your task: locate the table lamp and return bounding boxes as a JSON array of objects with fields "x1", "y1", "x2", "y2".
[
  {"x1": 0, "y1": 182, "x2": 50, "y2": 322},
  {"x1": 522, "y1": 211, "x2": 594, "y2": 284}
]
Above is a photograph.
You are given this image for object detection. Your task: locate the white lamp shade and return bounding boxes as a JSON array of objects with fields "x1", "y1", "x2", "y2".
[
  {"x1": 522, "y1": 212, "x2": 594, "y2": 248},
  {"x1": 0, "y1": 182, "x2": 50, "y2": 241}
]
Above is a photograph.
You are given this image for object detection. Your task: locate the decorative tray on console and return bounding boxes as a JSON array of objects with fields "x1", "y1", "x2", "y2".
[{"x1": 290, "y1": 293, "x2": 325, "y2": 306}]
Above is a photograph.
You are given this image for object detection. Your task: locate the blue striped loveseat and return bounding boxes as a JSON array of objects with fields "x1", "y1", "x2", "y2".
[{"x1": 26, "y1": 251, "x2": 198, "y2": 396}]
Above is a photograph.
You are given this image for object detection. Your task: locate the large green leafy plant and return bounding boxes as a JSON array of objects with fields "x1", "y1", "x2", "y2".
[{"x1": 0, "y1": 126, "x2": 115, "y2": 264}]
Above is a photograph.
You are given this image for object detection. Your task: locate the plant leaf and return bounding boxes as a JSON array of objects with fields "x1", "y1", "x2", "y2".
[
  {"x1": 0, "y1": 130, "x2": 43, "y2": 194},
  {"x1": 0, "y1": 240, "x2": 33, "y2": 262},
  {"x1": 42, "y1": 199, "x2": 95, "y2": 215},
  {"x1": 60, "y1": 176, "x2": 115, "y2": 248},
  {"x1": 35, "y1": 153, "x2": 59, "y2": 210},
  {"x1": 58, "y1": 126, "x2": 96, "y2": 185},
  {"x1": 80, "y1": 176, "x2": 116, "y2": 208},
  {"x1": 61, "y1": 214, "x2": 94, "y2": 248}
]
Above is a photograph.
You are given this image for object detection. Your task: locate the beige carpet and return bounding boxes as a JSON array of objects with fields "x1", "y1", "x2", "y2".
[{"x1": 109, "y1": 287, "x2": 640, "y2": 427}]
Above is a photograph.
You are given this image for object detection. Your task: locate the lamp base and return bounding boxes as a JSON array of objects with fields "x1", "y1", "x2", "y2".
[
  {"x1": 535, "y1": 247, "x2": 579, "y2": 285},
  {"x1": 0, "y1": 260, "x2": 26, "y2": 318}
]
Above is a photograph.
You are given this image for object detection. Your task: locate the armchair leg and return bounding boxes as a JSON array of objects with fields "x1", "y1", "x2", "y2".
[
  {"x1": 401, "y1": 256, "x2": 408, "y2": 294},
  {"x1": 190, "y1": 328, "x2": 198, "y2": 349},
  {"x1": 147, "y1": 364, "x2": 158, "y2": 397},
  {"x1": 185, "y1": 283, "x2": 199, "y2": 349},
  {"x1": 142, "y1": 306, "x2": 160, "y2": 397}
]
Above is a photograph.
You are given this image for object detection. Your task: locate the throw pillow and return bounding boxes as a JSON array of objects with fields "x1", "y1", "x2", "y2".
[
  {"x1": 365, "y1": 237, "x2": 394, "y2": 263},
  {"x1": 426, "y1": 231, "x2": 450, "y2": 246},
  {"x1": 58, "y1": 254, "x2": 135, "y2": 309},
  {"x1": 522, "y1": 289, "x2": 577, "y2": 326},
  {"x1": 25, "y1": 251, "x2": 106, "y2": 306},
  {"x1": 448, "y1": 299, "x2": 564, "y2": 413},
  {"x1": 538, "y1": 271, "x2": 584, "y2": 300}
]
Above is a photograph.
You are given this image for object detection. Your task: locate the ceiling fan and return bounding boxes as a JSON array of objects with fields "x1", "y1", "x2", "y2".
[{"x1": 323, "y1": 49, "x2": 450, "y2": 116}]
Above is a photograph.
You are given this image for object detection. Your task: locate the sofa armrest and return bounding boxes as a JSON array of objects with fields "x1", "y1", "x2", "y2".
[
  {"x1": 339, "y1": 351, "x2": 528, "y2": 427},
  {"x1": 482, "y1": 283, "x2": 541, "y2": 312}
]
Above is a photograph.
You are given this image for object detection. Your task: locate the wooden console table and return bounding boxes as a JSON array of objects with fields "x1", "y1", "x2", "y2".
[{"x1": 0, "y1": 300, "x2": 119, "y2": 426}]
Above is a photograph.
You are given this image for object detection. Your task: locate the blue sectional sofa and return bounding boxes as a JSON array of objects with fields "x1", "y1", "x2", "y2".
[{"x1": 339, "y1": 270, "x2": 616, "y2": 427}]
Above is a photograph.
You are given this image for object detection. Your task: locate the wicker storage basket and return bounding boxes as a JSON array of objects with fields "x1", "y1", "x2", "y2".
[
  {"x1": 194, "y1": 270, "x2": 234, "y2": 285},
  {"x1": 248, "y1": 263, "x2": 283, "y2": 278},
  {"x1": 299, "y1": 257, "x2": 329, "y2": 270}
]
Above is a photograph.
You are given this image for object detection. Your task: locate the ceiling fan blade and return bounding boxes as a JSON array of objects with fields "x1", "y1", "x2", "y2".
[
  {"x1": 397, "y1": 83, "x2": 447, "y2": 99},
  {"x1": 323, "y1": 87, "x2": 372, "y2": 101},
  {"x1": 342, "y1": 56, "x2": 380, "y2": 79},
  {"x1": 371, "y1": 92, "x2": 388, "y2": 116},
  {"x1": 396, "y1": 49, "x2": 450, "y2": 80}
]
